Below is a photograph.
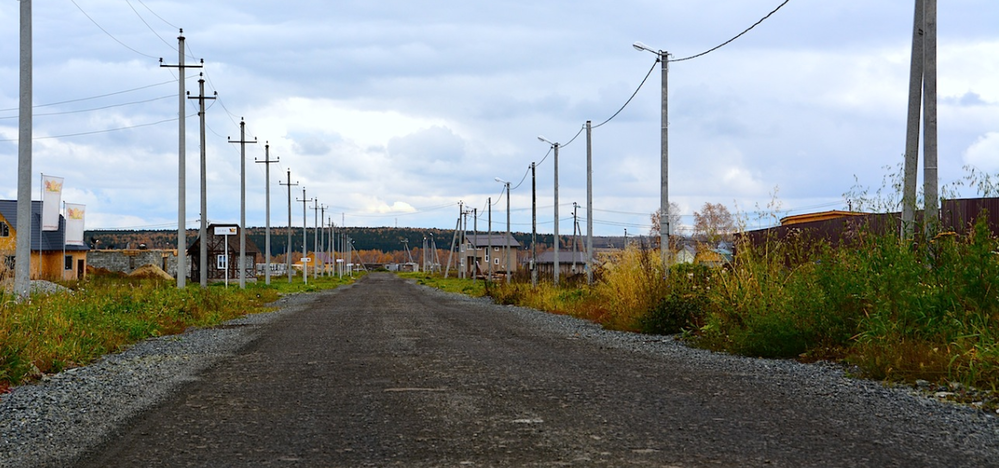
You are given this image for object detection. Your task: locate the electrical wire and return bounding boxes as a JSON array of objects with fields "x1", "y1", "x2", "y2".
[
  {"x1": 0, "y1": 115, "x2": 191, "y2": 143},
  {"x1": 669, "y1": 0, "x2": 791, "y2": 63},
  {"x1": 0, "y1": 95, "x2": 174, "y2": 120},
  {"x1": 70, "y1": 0, "x2": 160, "y2": 59},
  {"x1": 592, "y1": 58, "x2": 659, "y2": 129},
  {"x1": 126, "y1": 0, "x2": 177, "y2": 52},
  {"x1": 137, "y1": 0, "x2": 181, "y2": 30},
  {"x1": 0, "y1": 80, "x2": 180, "y2": 112}
]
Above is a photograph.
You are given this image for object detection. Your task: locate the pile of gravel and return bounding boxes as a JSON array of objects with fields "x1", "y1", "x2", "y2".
[{"x1": 0, "y1": 292, "x2": 316, "y2": 468}]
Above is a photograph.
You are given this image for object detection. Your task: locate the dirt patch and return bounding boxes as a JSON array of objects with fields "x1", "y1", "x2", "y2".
[{"x1": 128, "y1": 264, "x2": 173, "y2": 281}]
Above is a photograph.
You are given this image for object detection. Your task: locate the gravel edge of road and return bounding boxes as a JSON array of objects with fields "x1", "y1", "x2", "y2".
[
  {"x1": 0, "y1": 289, "x2": 325, "y2": 468},
  {"x1": 2, "y1": 279, "x2": 998, "y2": 467}
]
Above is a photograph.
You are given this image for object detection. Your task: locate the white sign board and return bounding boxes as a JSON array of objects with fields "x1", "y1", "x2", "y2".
[
  {"x1": 303, "y1": 257, "x2": 312, "y2": 263},
  {"x1": 214, "y1": 226, "x2": 238, "y2": 235}
]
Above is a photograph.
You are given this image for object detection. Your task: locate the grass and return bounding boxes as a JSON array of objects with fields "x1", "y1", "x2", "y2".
[
  {"x1": 0, "y1": 272, "x2": 356, "y2": 392},
  {"x1": 448, "y1": 217, "x2": 999, "y2": 403}
]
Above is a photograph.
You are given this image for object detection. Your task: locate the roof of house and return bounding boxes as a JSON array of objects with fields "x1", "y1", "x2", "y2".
[
  {"x1": 535, "y1": 251, "x2": 590, "y2": 264},
  {"x1": 186, "y1": 224, "x2": 262, "y2": 255},
  {"x1": 465, "y1": 233, "x2": 521, "y2": 249},
  {"x1": 0, "y1": 200, "x2": 89, "y2": 252}
]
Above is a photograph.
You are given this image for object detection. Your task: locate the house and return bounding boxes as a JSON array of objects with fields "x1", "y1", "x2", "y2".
[
  {"x1": 534, "y1": 250, "x2": 592, "y2": 279},
  {"x1": 87, "y1": 249, "x2": 180, "y2": 277},
  {"x1": 462, "y1": 233, "x2": 520, "y2": 279},
  {"x1": 0, "y1": 200, "x2": 88, "y2": 282},
  {"x1": 186, "y1": 224, "x2": 261, "y2": 283}
]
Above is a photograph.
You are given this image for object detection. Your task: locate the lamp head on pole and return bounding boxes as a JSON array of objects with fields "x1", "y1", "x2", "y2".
[{"x1": 537, "y1": 135, "x2": 555, "y2": 146}]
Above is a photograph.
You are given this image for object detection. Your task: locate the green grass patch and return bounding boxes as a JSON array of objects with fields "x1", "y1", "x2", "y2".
[{"x1": 0, "y1": 273, "x2": 356, "y2": 391}]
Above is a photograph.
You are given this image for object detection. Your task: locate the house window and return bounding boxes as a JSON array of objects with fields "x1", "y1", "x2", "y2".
[
  {"x1": 65, "y1": 255, "x2": 73, "y2": 271},
  {"x1": 0, "y1": 221, "x2": 9, "y2": 237},
  {"x1": 494, "y1": 258, "x2": 500, "y2": 265},
  {"x1": 217, "y1": 254, "x2": 228, "y2": 270}
]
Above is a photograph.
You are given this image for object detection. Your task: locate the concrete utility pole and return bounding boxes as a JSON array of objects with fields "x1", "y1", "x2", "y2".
[
  {"x1": 901, "y1": 0, "x2": 925, "y2": 237},
  {"x1": 297, "y1": 188, "x2": 313, "y2": 284},
  {"x1": 922, "y1": 0, "x2": 939, "y2": 235},
  {"x1": 280, "y1": 170, "x2": 298, "y2": 283},
  {"x1": 531, "y1": 162, "x2": 537, "y2": 289},
  {"x1": 537, "y1": 136, "x2": 560, "y2": 284},
  {"x1": 228, "y1": 118, "x2": 256, "y2": 289},
  {"x1": 585, "y1": 120, "x2": 593, "y2": 285},
  {"x1": 504, "y1": 181, "x2": 511, "y2": 285},
  {"x1": 160, "y1": 30, "x2": 203, "y2": 289},
  {"x1": 572, "y1": 202, "x2": 579, "y2": 274},
  {"x1": 488, "y1": 198, "x2": 492, "y2": 280},
  {"x1": 189, "y1": 75, "x2": 216, "y2": 288},
  {"x1": 255, "y1": 142, "x2": 279, "y2": 285},
  {"x1": 14, "y1": 0, "x2": 32, "y2": 299},
  {"x1": 633, "y1": 41, "x2": 670, "y2": 275},
  {"x1": 311, "y1": 199, "x2": 320, "y2": 279}
]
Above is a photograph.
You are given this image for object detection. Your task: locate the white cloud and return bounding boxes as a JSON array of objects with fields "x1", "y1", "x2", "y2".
[{"x1": 964, "y1": 132, "x2": 999, "y2": 172}]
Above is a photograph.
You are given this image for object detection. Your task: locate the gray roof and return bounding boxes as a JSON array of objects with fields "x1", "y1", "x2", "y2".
[
  {"x1": 0, "y1": 200, "x2": 88, "y2": 252},
  {"x1": 465, "y1": 233, "x2": 520, "y2": 249},
  {"x1": 535, "y1": 251, "x2": 589, "y2": 264}
]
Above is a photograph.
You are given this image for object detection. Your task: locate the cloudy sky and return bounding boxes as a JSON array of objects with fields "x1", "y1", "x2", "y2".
[{"x1": 1, "y1": 1, "x2": 997, "y2": 238}]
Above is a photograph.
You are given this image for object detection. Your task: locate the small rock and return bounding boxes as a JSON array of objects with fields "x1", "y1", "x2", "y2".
[
  {"x1": 915, "y1": 379, "x2": 931, "y2": 389},
  {"x1": 935, "y1": 392, "x2": 955, "y2": 399}
]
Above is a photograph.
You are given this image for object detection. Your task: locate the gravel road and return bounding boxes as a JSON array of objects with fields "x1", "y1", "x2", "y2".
[{"x1": 3, "y1": 272, "x2": 999, "y2": 467}]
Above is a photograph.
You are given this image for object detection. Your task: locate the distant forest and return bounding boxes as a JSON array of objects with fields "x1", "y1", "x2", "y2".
[{"x1": 84, "y1": 227, "x2": 630, "y2": 256}]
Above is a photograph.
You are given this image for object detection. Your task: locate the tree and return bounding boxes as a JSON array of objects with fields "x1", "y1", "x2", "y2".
[
  {"x1": 693, "y1": 202, "x2": 734, "y2": 244},
  {"x1": 649, "y1": 202, "x2": 682, "y2": 248}
]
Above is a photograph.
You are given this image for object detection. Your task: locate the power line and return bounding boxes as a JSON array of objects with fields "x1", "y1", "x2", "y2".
[
  {"x1": 126, "y1": 0, "x2": 177, "y2": 52},
  {"x1": 0, "y1": 95, "x2": 174, "y2": 120},
  {"x1": 70, "y1": 0, "x2": 160, "y2": 59},
  {"x1": 592, "y1": 58, "x2": 659, "y2": 129},
  {"x1": 0, "y1": 80, "x2": 180, "y2": 112},
  {"x1": 0, "y1": 114, "x2": 193, "y2": 143},
  {"x1": 136, "y1": 0, "x2": 181, "y2": 30},
  {"x1": 669, "y1": 0, "x2": 791, "y2": 63}
]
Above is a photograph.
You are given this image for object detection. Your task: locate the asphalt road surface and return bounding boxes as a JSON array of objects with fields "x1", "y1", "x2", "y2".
[{"x1": 75, "y1": 273, "x2": 998, "y2": 467}]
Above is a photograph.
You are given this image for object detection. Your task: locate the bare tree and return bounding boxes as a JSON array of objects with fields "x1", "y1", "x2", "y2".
[
  {"x1": 693, "y1": 202, "x2": 734, "y2": 244},
  {"x1": 649, "y1": 202, "x2": 682, "y2": 248}
]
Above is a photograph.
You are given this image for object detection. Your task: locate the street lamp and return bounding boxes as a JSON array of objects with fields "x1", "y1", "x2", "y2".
[
  {"x1": 537, "y1": 136, "x2": 560, "y2": 285},
  {"x1": 495, "y1": 177, "x2": 512, "y2": 284},
  {"x1": 634, "y1": 40, "x2": 671, "y2": 274}
]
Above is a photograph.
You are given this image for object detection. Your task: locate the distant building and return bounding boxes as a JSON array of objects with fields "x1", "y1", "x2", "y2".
[
  {"x1": 462, "y1": 233, "x2": 520, "y2": 279},
  {"x1": 0, "y1": 200, "x2": 88, "y2": 282},
  {"x1": 186, "y1": 224, "x2": 261, "y2": 283}
]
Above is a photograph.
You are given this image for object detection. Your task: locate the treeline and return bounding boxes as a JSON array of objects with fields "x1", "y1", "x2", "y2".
[{"x1": 85, "y1": 227, "x2": 581, "y2": 256}]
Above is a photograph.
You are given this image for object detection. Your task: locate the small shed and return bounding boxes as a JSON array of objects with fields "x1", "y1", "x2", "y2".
[{"x1": 187, "y1": 224, "x2": 261, "y2": 283}]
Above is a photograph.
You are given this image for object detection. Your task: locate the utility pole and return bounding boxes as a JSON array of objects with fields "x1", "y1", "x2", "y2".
[
  {"x1": 320, "y1": 205, "x2": 326, "y2": 276},
  {"x1": 503, "y1": 182, "x2": 511, "y2": 285},
  {"x1": 228, "y1": 118, "x2": 256, "y2": 289},
  {"x1": 922, "y1": 0, "x2": 939, "y2": 236},
  {"x1": 311, "y1": 199, "x2": 320, "y2": 279},
  {"x1": 472, "y1": 208, "x2": 478, "y2": 283},
  {"x1": 488, "y1": 198, "x2": 492, "y2": 280},
  {"x1": 280, "y1": 169, "x2": 298, "y2": 283},
  {"x1": 189, "y1": 75, "x2": 216, "y2": 288},
  {"x1": 14, "y1": 0, "x2": 32, "y2": 299},
  {"x1": 160, "y1": 30, "x2": 203, "y2": 289},
  {"x1": 297, "y1": 188, "x2": 313, "y2": 284},
  {"x1": 531, "y1": 162, "x2": 537, "y2": 288},
  {"x1": 255, "y1": 142, "x2": 279, "y2": 285},
  {"x1": 570, "y1": 202, "x2": 579, "y2": 274},
  {"x1": 585, "y1": 120, "x2": 593, "y2": 285},
  {"x1": 553, "y1": 143, "x2": 560, "y2": 286}
]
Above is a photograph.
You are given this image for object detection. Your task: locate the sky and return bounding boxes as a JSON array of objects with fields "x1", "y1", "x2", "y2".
[{"x1": 1, "y1": 0, "x2": 997, "y2": 240}]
